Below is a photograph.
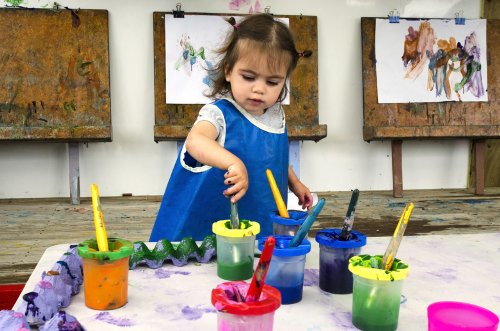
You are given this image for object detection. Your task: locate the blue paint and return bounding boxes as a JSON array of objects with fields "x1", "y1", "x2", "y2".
[
  {"x1": 273, "y1": 284, "x2": 303, "y2": 304},
  {"x1": 463, "y1": 199, "x2": 491, "y2": 204}
]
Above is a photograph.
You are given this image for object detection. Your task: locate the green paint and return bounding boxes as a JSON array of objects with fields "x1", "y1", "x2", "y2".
[
  {"x1": 217, "y1": 256, "x2": 253, "y2": 280},
  {"x1": 351, "y1": 254, "x2": 408, "y2": 272},
  {"x1": 5, "y1": 0, "x2": 24, "y2": 7},
  {"x1": 223, "y1": 219, "x2": 252, "y2": 230}
]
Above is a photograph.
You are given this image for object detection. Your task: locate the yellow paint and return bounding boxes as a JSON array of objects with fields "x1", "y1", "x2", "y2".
[
  {"x1": 265, "y1": 169, "x2": 289, "y2": 218},
  {"x1": 91, "y1": 184, "x2": 109, "y2": 251}
]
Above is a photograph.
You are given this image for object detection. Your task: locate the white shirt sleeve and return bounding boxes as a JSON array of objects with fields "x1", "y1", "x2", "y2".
[{"x1": 193, "y1": 103, "x2": 226, "y2": 145}]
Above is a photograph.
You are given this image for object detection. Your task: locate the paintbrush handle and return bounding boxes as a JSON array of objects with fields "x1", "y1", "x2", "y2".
[
  {"x1": 230, "y1": 199, "x2": 240, "y2": 229},
  {"x1": 289, "y1": 198, "x2": 326, "y2": 247},
  {"x1": 245, "y1": 236, "x2": 276, "y2": 302},
  {"x1": 91, "y1": 184, "x2": 109, "y2": 252},
  {"x1": 382, "y1": 202, "x2": 414, "y2": 270},
  {"x1": 339, "y1": 189, "x2": 360, "y2": 240},
  {"x1": 266, "y1": 169, "x2": 289, "y2": 218}
]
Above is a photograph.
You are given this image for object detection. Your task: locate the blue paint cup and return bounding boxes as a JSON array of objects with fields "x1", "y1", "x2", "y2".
[
  {"x1": 315, "y1": 229, "x2": 367, "y2": 294},
  {"x1": 270, "y1": 210, "x2": 308, "y2": 236},
  {"x1": 258, "y1": 235, "x2": 311, "y2": 304}
]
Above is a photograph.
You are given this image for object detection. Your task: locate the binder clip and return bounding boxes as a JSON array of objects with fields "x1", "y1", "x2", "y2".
[
  {"x1": 388, "y1": 9, "x2": 399, "y2": 23},
  {"x1": 455, "y1": 11, "x2": 465, "y2": 25},
  {"x1": 173, "y1": 3, "x2": 184, "y2": 18}
]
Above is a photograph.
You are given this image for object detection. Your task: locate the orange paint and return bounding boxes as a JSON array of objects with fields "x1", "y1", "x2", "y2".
[{"x1": 82, "y1": 256, "x2": 130, "y2": 310}]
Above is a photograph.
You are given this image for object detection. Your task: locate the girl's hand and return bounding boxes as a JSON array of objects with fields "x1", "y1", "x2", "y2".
[
  {"x1": 289, "y1": 180, "x2": 313, "y2": 210},
  {"x1": 223, "y1": 162, "x2": 248, "y2": 203}
]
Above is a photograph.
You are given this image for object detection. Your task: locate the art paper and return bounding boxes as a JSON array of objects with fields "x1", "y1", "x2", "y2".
[{"x1": 375, "y1": 18, "x2": 488, "y2": 103}]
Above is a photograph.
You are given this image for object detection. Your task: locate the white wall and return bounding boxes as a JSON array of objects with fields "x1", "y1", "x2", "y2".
[{"x1": 0, "y1": 0, "x2": 481, "y2": 198}]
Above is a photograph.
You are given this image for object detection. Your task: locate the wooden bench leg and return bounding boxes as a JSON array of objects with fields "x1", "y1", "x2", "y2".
[
  {"x1": 474, "y1": 139, "x2": 485, "y2": 195},
  {"x1": 68, "y1": 143, "x2": 80, "y2": 205},
  {"x1": 392, "y1": 140, "x2": 403, "y2": 198}
]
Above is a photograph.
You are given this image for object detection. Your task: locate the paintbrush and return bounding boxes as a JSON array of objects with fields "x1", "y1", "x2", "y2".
[
  {"x1": 245, "y1": 236, "x2": 276, "y2": 302},
  {"x1": 90, "y1": 184, "x2": 109, "y2": 252},
  {"x1": 339, "y1": 189, "x2": 360, "y2": 240},
  {"x1": 381, "y1": 202, "x2": 414, "y2": 270},
  {"x1": 288, "y1": 198, "x2": 326, "y2": 248},
  {"x1": 230, "y1": 198, "x2": 240, "y2": 229},
  {"x1": 266, "y1": 169, "x2": 289, "y2": 218}
]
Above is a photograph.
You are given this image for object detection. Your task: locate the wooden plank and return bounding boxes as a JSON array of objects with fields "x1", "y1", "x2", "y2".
[
  {"x1": 392, "y1": 140, "x2": 403, "y2": 197},
  {"x1": 0, "y1": 8, "x2": 111, "y2": 142},
  {"x1": 474, "y1": 139, "x2": 486, "y2": 195}
]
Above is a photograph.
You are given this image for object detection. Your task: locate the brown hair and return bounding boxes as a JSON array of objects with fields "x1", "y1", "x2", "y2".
[{"x1": 206, "y1": 13, "x2": 302, "y2": 102}]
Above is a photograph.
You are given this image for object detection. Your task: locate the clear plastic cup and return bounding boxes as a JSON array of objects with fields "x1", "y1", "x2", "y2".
[
  {"x1": 315, "y1": 228, "x2": 367, "y2": 294},
  {"x1": 212, "y1": 220, "x2": 260, "y2": 280},
  {"x1": 348, "y1": 255, "x2": 410, "y2": 331},
  {"x1": 258, "y1": 235, "x2": 311, "y2": 304},
  {"x1": 427, "y1": 301, "x2": 499, "y2": 331},
  {"x1": 77, "y1": 238, "x2": 133, "y2": 310},
  {"x1": 211, "y1": 281, "x2": 281, "y2": 331},
  {"x1": 270, "y1": 210, "x2": 308, "y2": 236}
]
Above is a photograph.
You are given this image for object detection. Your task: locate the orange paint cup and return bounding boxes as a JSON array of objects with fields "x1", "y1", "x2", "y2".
[{"x1": 77, "y1": 238, "x2": 133, "y2": 310}]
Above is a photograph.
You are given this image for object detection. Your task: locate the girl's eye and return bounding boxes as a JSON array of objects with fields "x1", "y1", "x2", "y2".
[
  {"x1": 267, "y1": 80, "x2": 280, "y2": 86},
  {"x1": 242, "y1": 75, "x2": 254, "y2": 81}
]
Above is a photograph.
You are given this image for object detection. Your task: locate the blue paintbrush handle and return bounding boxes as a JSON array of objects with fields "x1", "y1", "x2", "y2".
[{"x1": 289, "y1": 198, "x2": 325, "y2": 247}]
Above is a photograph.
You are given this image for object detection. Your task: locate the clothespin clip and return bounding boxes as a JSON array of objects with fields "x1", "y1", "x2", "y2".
[
  {"x1": 388, "y1": 9, "x2": 400, "y2": 23},
  {"x1": 173, "y1": 3, "x2": 184, "y2": 18},
  {"x1": 455, "y1": 11, "x2": 465, "y2": 25}
]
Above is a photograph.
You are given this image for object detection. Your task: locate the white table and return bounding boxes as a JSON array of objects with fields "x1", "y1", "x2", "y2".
[{"x1": 14, "y1": 233, "x2": 500, "y2": 330}]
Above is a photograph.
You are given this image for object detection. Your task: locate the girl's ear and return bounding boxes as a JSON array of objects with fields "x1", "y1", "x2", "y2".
[{"x1": 225, "y1": 70, "x2": 231, "y2": 82}]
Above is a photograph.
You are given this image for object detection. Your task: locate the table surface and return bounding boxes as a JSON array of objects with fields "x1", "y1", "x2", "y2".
[{"x1": 13, "y1": 233, "x2": 500, "y2": 331}]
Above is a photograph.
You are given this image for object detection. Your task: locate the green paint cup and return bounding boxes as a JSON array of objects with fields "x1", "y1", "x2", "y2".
[
  {"x1": 212, "y1": 220, "x2": 260, "y2": 281},
  {"x1": 348, "y1": 255, "x2": 409, "y2": 331}
]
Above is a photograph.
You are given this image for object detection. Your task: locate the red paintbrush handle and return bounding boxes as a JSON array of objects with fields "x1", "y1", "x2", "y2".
[{"x1": 245, "y1": 236, "x2": 276, "y2": 302}]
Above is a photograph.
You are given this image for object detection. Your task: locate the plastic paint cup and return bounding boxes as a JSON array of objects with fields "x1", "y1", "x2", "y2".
[
  {"x1": 270, "y1": 210, "x2": 308, "y2": 236},
  {"x1": 211, "y1": 281, "x2": 281, "y2": 331},
  {"x1": 258, "y1": 235, "x2": 311, "y2": 304},
  {"x1": 349, "y1": 255, "x2": 410, "y2": 331},
  {"x1": 77, "y1": 238, "x2": 133, "y2": 310},
  {"x1": 427, "y1": 301, "x2": 499, "y2": 331},
  {"x1": 315, "y1": 228, "x2": 367, "y2": 294},
  {"x1": 212, "y1": 220, "x2": 260, "y2": 281}
]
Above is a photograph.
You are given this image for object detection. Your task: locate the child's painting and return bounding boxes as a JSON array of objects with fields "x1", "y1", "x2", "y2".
[
  {"x1": 375, "y1": 18, "x2": 488, "y2": 103},
  {"x1": 165, "y1": 14, "x2": 290, "y2": 105}
]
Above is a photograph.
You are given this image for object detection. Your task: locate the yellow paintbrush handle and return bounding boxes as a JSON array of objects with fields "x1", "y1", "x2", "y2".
[
  {"x1": 91, "y1": 184, "x2": 109, "y2": 251},
  {"x1": 266, "y1": 169, "x2": 289, "y2": 218}
]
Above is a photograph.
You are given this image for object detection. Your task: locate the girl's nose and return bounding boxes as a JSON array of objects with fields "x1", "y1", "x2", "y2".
[{"x1": 252, "y1": 82, "x2": 265, "y2": 94}]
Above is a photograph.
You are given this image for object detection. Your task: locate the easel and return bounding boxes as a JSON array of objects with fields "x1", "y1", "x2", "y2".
[{"x1": 361, "y1": 17, "x2": 500, "y2": 198}]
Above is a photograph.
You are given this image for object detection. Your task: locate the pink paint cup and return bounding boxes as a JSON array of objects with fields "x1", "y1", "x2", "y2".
[
  {"x1": 211, "y1": 281, "x2": 281, "y2": 331},
  {"x1": 428, "y1": 301, "x2": 499, "y2": 331}
]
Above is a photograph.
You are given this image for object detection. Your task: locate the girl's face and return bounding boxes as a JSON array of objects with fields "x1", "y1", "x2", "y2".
[{"x1": 225, "y1": 53, "x2": 288, "y2": 115}]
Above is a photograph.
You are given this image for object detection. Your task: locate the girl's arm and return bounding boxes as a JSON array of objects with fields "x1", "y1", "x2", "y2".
[
  {"x1": 185, "y1": 121, "x2": 248, "y2": 202},
  {"x1": 288, "y1": 166, "x2": 313, "y2": 210}
]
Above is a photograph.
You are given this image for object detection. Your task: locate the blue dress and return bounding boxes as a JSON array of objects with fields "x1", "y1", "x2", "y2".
[{"x1": 150, "y1": 99, "x2": 289, "y2": 241}]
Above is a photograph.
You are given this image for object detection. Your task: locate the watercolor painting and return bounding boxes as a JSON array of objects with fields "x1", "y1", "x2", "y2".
[
  {"x1": 165, "y1": 14, "x2": 289, "y2": 105},
  {"x1": 375, "y1": 18, "x2": 488, "y2": 103},
  {"x1": 228, "y1": 0, "x2": 262, "y2": 13}
]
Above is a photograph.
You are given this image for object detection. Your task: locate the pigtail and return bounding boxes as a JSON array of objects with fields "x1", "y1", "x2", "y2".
[{"x1": 226, "y1": 16, "x2": 239, "y2": 30}]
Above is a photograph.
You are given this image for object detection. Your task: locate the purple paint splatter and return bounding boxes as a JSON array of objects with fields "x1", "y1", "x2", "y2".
[
  {"x1": 181, "y1": 306, "x2": 215, "y2": 320},
  {"x1": 154, "y1": 268, "x2": 190, "y2": 279},
  {"x1": 94, "y1": 312, "x2": 135, "y2": 327},
  {"x1": 303, "y1": 268, "x2": 319, "y2": 287}
]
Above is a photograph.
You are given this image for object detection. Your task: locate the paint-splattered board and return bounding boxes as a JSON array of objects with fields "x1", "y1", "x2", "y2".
[
  {"x1": 0, "y1": 8, "x2": 111, "y2": 142},
  {"x1": 153, "y1": 12, "x2": 327, "y2": 142},
  {"x1": 361, "y1": 18, "x2": 500, "y2": 141}
]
